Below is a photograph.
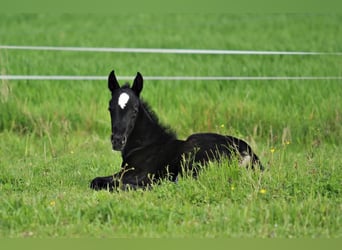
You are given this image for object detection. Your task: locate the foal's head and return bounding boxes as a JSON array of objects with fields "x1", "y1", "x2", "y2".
[{"x1": 107, "y1": 70, "x2": 143, "y2": 151}]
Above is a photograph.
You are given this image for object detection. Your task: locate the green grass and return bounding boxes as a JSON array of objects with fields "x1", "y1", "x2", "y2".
[{"x1": 0, "y1": 13, "x2": 341, "y2": 238}]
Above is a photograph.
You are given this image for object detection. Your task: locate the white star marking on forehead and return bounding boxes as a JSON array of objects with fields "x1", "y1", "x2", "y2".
[{"x1": 118, "y1": 92, "x2": 130, "y2": 109}]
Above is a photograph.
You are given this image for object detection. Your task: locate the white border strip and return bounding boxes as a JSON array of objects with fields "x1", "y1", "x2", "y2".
[
  {"x1": 1, "y1": 75, "x2": 342, "y2": 81},
  {"x1": 1, "y1": 45, "x2": 341, "y2": 55}
]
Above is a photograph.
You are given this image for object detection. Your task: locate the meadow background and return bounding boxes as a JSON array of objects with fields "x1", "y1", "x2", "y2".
[{"x1": 0, "y1": 13, "x2": 341, "y2": 238}]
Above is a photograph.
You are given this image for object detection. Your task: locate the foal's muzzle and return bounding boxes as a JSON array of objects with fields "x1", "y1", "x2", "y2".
[{"x1": 111, "y1": 134, "x2": 127, "y2": 151}]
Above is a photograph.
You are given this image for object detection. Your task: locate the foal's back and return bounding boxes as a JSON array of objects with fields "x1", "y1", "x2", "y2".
[{"x1": 180, "y1": 133, "x2": 263, "y2": 173}]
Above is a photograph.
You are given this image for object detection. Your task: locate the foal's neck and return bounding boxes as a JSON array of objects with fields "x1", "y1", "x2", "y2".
[{"x1": 123, "y1": 102, "x2": 176, "y2": 156}]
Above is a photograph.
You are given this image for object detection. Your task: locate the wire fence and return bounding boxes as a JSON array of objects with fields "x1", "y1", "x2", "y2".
[
  {"x1": 1, "y1": 45, "x2": 342, "y2": 55},
  {"x1": 1, "y1": 45, "x2": 341, "y2": 81}
]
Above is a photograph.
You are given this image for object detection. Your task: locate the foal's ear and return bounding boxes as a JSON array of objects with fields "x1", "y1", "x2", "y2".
[
  {"x1": 132, "y1": 72, "x2": 143, "y2": 97},
  {"x1": 108, "y1": 70, "x2": 120, "y2": 92}
]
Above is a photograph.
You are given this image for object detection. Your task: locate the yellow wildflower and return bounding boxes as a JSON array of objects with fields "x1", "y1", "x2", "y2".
[{"x1": 259, "y1": 189, "x2": 267, "y2": 194}]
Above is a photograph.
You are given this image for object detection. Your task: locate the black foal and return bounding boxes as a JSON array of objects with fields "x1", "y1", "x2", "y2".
[{"x1": 90, "y1": 70, "x2": 263, "y2": 191}]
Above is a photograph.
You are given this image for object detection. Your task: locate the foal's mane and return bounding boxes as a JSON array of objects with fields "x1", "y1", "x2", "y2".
[{"x1": 122, "y1": 83, "x2": 177, "y2": 140}]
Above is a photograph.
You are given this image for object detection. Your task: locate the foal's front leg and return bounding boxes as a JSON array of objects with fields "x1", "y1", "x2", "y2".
[
  {"x1": 90, "y1": 172, "x2": 121, "y2": 191},
  {"x1": 90, "y1": 168, "x2": 151, "y2": 191}
]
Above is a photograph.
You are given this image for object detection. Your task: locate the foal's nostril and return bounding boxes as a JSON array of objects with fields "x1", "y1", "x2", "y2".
[
  {"x1": 111, "y1": 134, "x2": 117, "y2": 144},
  {"x1": 121, "y1": 136, "x2": 127, "y2": 145},
  {"x1": 111, "y1": 134, "x2": 127, "y2": 149}
]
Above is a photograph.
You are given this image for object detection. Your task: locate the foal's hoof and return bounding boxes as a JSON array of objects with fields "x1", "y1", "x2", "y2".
[{"x1": 90, "y1": 177, "x2": 114, "y2": 191}]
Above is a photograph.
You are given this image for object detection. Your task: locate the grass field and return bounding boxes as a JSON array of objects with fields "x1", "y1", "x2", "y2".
[{"x1": 0, "y1": 13, "x2": 341, "y2": 238}]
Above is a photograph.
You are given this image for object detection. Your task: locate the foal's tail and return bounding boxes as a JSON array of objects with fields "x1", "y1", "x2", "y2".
[{"x1": 225, "y1": 135, "x2": 264, "y2": 171}]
